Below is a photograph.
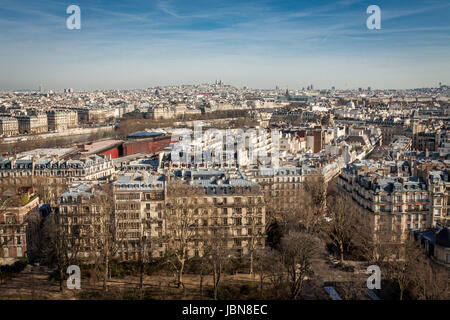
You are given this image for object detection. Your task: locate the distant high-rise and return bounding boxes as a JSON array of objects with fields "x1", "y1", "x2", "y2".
[{"x1": 39, "y1": 84, "x2": 44, "y2": 93}]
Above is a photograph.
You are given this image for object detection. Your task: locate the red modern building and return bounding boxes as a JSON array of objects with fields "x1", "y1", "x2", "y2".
[
  {"x1": 78, "y1": 140, "x2": 124, "y2": 159},
  {"x1": 122, "y1": 131, "x2": 172, "y2": 156}
]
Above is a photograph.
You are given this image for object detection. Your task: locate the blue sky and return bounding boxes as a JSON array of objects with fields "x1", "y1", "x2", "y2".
[{"x1": 0, "y1": 0, "x2": 449, "y2": 91}]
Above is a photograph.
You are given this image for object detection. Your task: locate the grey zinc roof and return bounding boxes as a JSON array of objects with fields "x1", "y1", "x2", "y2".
[
  {"x1": 60, "y1": 183, "x2": 95, "y2": 199},
  {"x1": 114, "y1": 171, "x2": 165, "y2": 190}
]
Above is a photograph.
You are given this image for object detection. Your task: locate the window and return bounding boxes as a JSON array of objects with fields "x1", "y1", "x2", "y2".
[
  {"x1": 446, "y1": 254, "x2": 450, "y2": 264},
  {"x1": 5, "y1": 215, "x2": 15, "y2": 224},
  {"x1": 3, "y1": 247, "x2": 8, "y2": 258},
  {"x1": 17, "y1": 247, "x2": 22, "y2": 257}
]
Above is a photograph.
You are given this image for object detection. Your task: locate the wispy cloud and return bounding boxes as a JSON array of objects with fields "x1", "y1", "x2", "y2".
[{"x1": 0, "y1": 0, "x2": 449, "y2": 90}]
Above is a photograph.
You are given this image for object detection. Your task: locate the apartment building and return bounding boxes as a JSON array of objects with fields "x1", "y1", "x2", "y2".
[
  {"x1": 113, "y1": 171, "x2": 166, "y2": 260},
  {"x1": 47, "y1": 110, "x2": 78, "y2": 132},
  {"x1": 0, "y1": 117, "x2": 19, "y2": 136},
  {"x1": 416, "y1": 165, "x2": 450, "y2": 227},
  {"x1": 58, "y1": 184, "x2": 105, "y2": 262},
  {"x1": 338, "y1": 162, "x2": 432, "y2": 243},
  {"x1": 173, "y1": 169, "x2": 266, "y2": 258},
  {"x1": 77, "y1": 108, "x2": 115, "y2": 124},
  {"x1": 57, "y1": 168, "x2": 266, "y2": 263},
  {"x1": 414, "y1": 132, "x2": 440, "y2": 152},
  {"x1": 149, "y1": 106, "x2": 175, "y2": 120},
  {"x1": 0, "y1": 190, "x2": 39, "y2": 265},
  {"x1": 0, "y1": 154, "x2": 115, "y2": 182},
  {"x1": 244, "y1": 165, "x2": 303, "y2": 216},
  {"x1": 279, "y1": 130, "x2": 305, "y2": 153},
  {"x1": 17, "y1": 114, "x2": 48, "y2": 134}
]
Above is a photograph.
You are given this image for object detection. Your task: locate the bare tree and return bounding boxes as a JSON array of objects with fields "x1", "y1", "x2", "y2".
[
  {"x1": 202, "y1": 227, "x2": 231, "y2": 300},
  {"x1": 253, "y1": 248, "x2": 275, "y2": 298},
  {"x1": 242, "y1": 190, "x2": 265, "y2": 277},
  {"x1": 279, "y1": 231, "x2": 322, "y2": 299},
  {"x1": 382, "y1": 236, "x2": 424, "y2": 300},
  {"x1": 355, "y1": 215, "x2": 400, "y2": 266},
  {"x1": 263, "y1": 174, "x2": 327, "y2": 237},
  {"x1": 138, "y1": 234, "x2": 150, "y2": 297},
  {"x1": 24, "y1": 209, "x2": 42, "y2": 263},
  {"x1": 324, "y1": 193, "x2": 361, "y2": 262},
  {"x1": 32, "y1": 176, "x2": 68, "y2": 207},
  {"x1": 263, "y1": 249, "x2": 287, "y2": 299},
  {"x1": 164, "y1": 181, "x2": 205, "y2": 289},
  {"x1": 280, "y1": 186, "x2": 324, "y2": 234},
  {"x1": 391, "y1": 239, "x2": 450, "y2": 300},
  {"x1": 409, "y1": 260, "x2": 449, "y2": 300},
  {"x1": 88, "y1": 183, "x2": 120, "y2": 294},
  {"x1": 43, "y1": 209, "x2": 82, "y2": 292},
  {"x1": 0, "y1": 176, "x2": 67, "y2": 208},
  {"x1": 303, "y1": 175, "x2": 327, "y2": 211},
  {"x1": 338, "y1": 278, "x2": 367, "y2": 300}
]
